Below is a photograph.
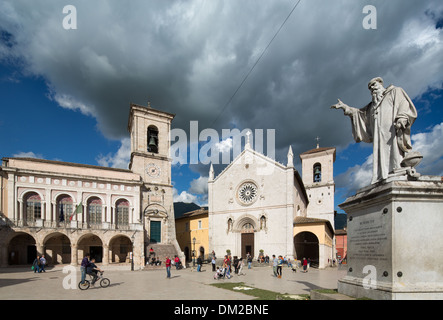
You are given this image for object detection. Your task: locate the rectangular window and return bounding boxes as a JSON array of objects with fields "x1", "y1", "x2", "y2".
[
  {"x1": 26, "y1": 201, "x2": 41, "y2": 220},
  {"x1": 198, "y1": 220, "x2": 202, "y2": 229},
  {"x1": 117, "y1": 206, "x2": 129, "y2": 226},
  {"x1": 89, "y1": 205, "x2": 102, "y2": 225}
]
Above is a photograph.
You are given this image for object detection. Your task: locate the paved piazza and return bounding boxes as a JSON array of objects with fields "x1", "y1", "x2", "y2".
[{"x1": 0, "y1": 264, "x2": 346, "y2": 300}]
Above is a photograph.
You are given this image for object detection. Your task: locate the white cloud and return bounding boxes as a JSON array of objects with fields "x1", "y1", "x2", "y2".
[
  {"x1": 173, "y1": 188, "x2": 198, "y2": 204},
  {"x1": 96, "y1": 138, "x2": 131, "y2": 169},
  {"x1": 1, "y1": 0, "x2": 442, "y2": 168},
  {"x1": 214, "y1": 138, "x2": 233, "y2": 153},
  {"x1": 335, "y1": 155, "x2": 373, "y2": 197},
  {"x1": 412, "y1": 122, "x2": 443, "y2": 175},
  {"x1": 336, "y1": 122, "x2": 443, "y2": 197},
  {"x1": 12, "y1": 151, "x2": 43, "y2": 159},
  {"x1": 189, "y1": 175, "x2": 208, "y2": 195}
]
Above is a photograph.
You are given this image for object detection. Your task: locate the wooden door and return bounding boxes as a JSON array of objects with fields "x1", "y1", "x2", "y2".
[{"x1": 241, "y1": 233, "x2": 254, "y2": 259}]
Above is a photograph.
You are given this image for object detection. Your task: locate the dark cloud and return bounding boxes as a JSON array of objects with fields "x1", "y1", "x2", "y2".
[{"x1": 1, "y1": 0, "x2": 442, "y2": 187}]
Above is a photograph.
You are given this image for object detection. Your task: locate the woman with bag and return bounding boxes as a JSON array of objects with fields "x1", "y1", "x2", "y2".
[{"x1": 32, "y1": 255, "x2": 40, "y2": 273}]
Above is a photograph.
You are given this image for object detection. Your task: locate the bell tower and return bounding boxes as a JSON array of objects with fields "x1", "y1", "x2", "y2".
[
  {"x1": 299, "y1": 143, "x2": 336, "y2": 228},
  {"x1": 128, "y1": 102, "x2": 174, "y2": 182},
  {"x1": 127, "y1": 102, "x2": 181, "y2": 254}
]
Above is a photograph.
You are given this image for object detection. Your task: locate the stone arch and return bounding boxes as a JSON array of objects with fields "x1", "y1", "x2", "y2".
[
  {"x1": 84, "y1": 194, "x2": 106, "y2": 206},
  {"x1": 7, "y1": 232, "x2": 37, "y2": 265},
  {"x1": 53, "y1": 191, "x2": 76, "y2": 204},
  {"x1": 113, "y1": 196, "x2": 133, "y2": 207},
  {"x1": 19, "y1": 189, "x2": 45, "y2": 202},
  {"x1": 108, "y1": 234, "x2": 133, "y2": 264},
  {"x1": 43, "y1": 232, "x2": 71, "y2": 265},
  {"x1": 294, "y1": 231, "x2": 319, "y2": 267},
  {"x1": 77, "y1": 233, "x2": 104, "y2": 263},
  {"x1": 232, "y1": 214, "x2": 259, "y2": 232}
]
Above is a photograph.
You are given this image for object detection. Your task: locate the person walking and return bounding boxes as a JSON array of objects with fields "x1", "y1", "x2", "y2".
[
  {"x1": 211, "y1": 255, "x2": 216, "y2": 272},
  {"x1": 277, "y1": 255, "x2": 283, "y2": 278},
  {"x1": 197, "y1": 255, "x2": 202, "y2": 272},
  {"x1": 272, "y1": 255, "x2": 278, "y2": 277},
  {"x1": 302, "y1": 257, "x2": 308, "y2": 273},
  {"x1": 247, "y1": 253, "x2": 252, "y2": 269},
  {"x1": 237, "y1": 258, "x2": 244, "y2": 275},
  {"x1": 80, "y1": 253, "x2": 90, "y2": 285},
  {"x1": 165, "y1": 256, "x2": 171, "y2": 279},
  {"x1": 39, "y1": 255, "x2": 46, "y2": 273},
  {"x1": 174, "y1": 255, "x2": 181, "y2": 270},
  {"x1": 32, "y1": 255, "x2": 40, "y2": 273}
]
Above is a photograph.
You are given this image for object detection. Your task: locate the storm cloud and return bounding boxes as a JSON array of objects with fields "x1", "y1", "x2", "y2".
[{"x1": 1, "y1": 0, "x2": 443, "y2": 197}]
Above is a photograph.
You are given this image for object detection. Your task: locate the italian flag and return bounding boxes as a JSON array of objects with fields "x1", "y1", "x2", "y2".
[{"x1": 69, "y1": 204, "x2": 82, "y2": 221}]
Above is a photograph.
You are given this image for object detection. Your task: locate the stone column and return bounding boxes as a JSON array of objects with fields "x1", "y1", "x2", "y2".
[
  {"x1": 18, "y1": 200, "x2": 23, "y2": 226},
  {"x1": 71, "y1": 244, "x2": 78, "y2": 266},
  {"x1": 36, "y1": 244, "x2": 44, "y2": 256},
  {"x1": 102, "y1": 244, "x2": 109, "y2": 266}
]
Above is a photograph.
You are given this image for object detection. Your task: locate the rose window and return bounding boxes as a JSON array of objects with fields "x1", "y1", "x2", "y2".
[{"x1": 237, "y1": 182, "x2": 258, "y2": 205}]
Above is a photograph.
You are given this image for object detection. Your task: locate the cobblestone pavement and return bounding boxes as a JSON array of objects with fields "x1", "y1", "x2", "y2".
[{"x1": 0, "y1": 263, "x2": 347, "y2": 300}]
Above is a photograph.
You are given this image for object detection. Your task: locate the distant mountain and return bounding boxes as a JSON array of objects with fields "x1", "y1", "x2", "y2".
[
  {"x1": 335, "y1": 213, "x2": 347, "y2": 230},
  {"x1": 173, "y1": 202, "x2": 201, "y2": 219}
]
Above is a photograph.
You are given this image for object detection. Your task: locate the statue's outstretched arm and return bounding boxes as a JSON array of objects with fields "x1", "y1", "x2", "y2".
[{"x1": 331, "y1": 99, "x2": 354, "y2": 116}]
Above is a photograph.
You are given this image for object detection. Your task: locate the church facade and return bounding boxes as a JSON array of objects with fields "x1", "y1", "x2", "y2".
[
  {"x1": 208, "y1": 137, "x2": 336, "y2": 268},
  {"x1": 0, "y1": 103, "x2": 184, "y2": 269}
]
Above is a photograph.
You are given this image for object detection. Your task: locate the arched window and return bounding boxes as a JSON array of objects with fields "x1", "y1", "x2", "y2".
[
  {"x1": 88, "y1": 197, "x2": 102, "y2": 226},
  {"x1": 147, "y1": 125, "x2": 159, "y2": 153},
  {"x1": 57, "y1": 195, "x2": 73, "y2": 223},
  {"x1": 25, "y1": 193, "x2": 41, "y2": 222},
  {"x1": 116, "y1": 199, "x2": 130, "y2": 227},
  {"x1": 313, "y1": 163, "x2": 322, "y2": 183}
]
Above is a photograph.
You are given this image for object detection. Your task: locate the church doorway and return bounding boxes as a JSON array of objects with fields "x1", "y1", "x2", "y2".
[
  {"x1": 294, "y1": 232, "x2": 319, "y2": 267},
  {"x1": 240, "y1": 222, "x2": 255, "y2": 259},
  {"x1": 241, "y1": 233, "x2": 254, "y2": 259}
]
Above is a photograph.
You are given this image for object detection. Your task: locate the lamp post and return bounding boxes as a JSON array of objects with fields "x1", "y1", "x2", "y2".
[{"x1": 192, "y1": 237, "x2": 196, "y2": 267}]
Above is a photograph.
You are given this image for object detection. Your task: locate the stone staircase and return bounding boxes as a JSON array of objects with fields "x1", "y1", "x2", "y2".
[{"x1": 143, "y1": 244, "x2": 179, "y2": 270}]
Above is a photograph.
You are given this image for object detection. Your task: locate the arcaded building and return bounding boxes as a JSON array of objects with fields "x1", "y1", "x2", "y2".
[{"x1": 0, "y1": 103, "x2": 183, "y2": 269}]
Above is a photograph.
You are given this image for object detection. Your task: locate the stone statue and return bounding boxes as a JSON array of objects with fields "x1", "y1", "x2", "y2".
[{"x1": 331, "y1": 77, "x2": 422, "y2": 184}]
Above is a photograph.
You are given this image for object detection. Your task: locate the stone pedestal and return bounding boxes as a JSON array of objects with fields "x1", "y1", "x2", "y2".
[{"x1": 337, "y1": 175, "x2": 443, "y2": 300}]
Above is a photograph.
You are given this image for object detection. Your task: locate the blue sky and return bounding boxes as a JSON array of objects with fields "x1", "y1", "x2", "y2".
[{"x1": 1, "y1": 1, "x2": 442, "y2": 212}]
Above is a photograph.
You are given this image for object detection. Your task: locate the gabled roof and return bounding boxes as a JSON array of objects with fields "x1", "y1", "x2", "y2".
[
  {"x1": 299, "y1": 147, "x2": 336, "y2": 162},
  {"x1": 211, "y1": 146, "x2": 287, "y2": 183}
]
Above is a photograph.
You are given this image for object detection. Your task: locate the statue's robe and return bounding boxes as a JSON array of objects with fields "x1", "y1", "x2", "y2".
[{"x1": 345, "y1": 85, "x2": 417, "y2": 183}]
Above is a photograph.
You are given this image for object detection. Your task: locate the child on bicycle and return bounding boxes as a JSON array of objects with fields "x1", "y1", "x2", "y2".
[{"x1": 86, "y1": 258, "x2": 103, "y2": 286}]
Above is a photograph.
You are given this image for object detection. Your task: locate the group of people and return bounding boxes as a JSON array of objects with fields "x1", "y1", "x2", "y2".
[
  {"x1": 32, "y1": 255, "x2": 47, "y2": 273},
  {"x1": 272, "y1": 255, "x2": 310, "y2": 277},
  {"x1": 213, "y1": 254, "x2": 245, "y2": 280},
  {"x1": 80, "y1": 253, "x2": 103, "y2": 287}
]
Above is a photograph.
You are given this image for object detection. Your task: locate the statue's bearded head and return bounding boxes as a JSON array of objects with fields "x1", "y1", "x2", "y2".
[{"x1": 368, "y1": 77, "x2": 385, "y2": 105}]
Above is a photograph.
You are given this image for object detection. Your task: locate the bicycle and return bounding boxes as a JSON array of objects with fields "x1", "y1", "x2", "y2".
[{"x1": 78, "y1": 271, "x2": 110, "y2": 290}]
